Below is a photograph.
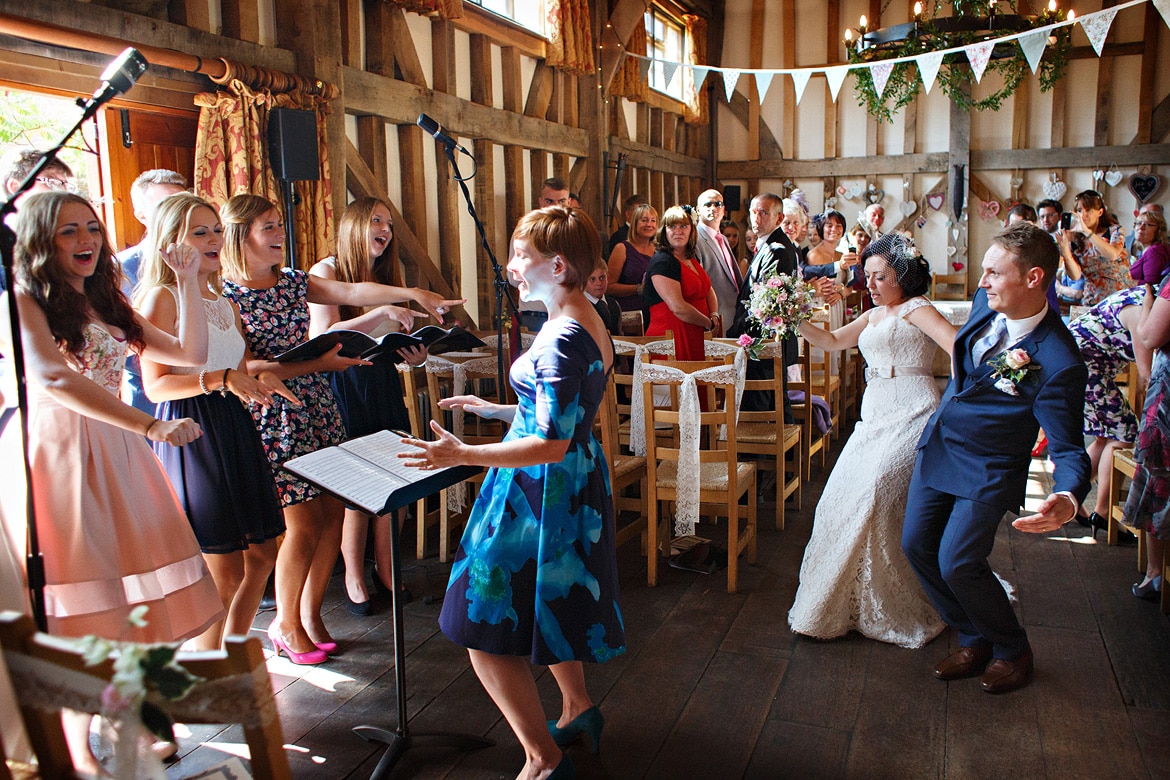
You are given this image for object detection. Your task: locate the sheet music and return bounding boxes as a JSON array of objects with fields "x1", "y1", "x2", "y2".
[
  {"x1": 284, "y1": 448, "x2": 406, "y2": 514},
  {"x1": 339, "y1": 429, "x2": 433, "y2": 474}
]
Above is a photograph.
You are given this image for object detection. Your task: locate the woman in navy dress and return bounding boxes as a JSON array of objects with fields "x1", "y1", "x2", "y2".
[
  {"x1": 402, "y1": 207, "x2": 625, "y2": 780},
  {"x1": 136, "y1": 193, "x2": 296, "y2": 649},
  {"x1": 309, "y1": 197, "x2": 461, "y2": 613}
]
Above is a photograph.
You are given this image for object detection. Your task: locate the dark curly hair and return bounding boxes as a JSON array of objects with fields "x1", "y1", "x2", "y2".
[{"x1": 16, "y1": 191, "x2": 144, "y2": 358}]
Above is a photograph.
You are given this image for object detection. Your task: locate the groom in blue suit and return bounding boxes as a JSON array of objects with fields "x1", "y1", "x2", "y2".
[{"x1": 903, "y1": 222, "x2": 1091, "y2": 694}]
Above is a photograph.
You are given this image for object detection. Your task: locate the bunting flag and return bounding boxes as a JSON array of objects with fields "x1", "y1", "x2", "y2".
[
  {"x1": 870, "y1": 62, "x2": 895, "y2": 100},
  {"x1": 638, "y1": 57, "x2": 652, "y2": 83},
  {"x1": 964, "y1": 40, "x2": 995, "y2": 82},
  {"x1": 1080, "y1": 6, "x2": 1119, "y2": 56},
  {"x1": 691, "y1": 66, "x2": 709, "y2": 89},
  {"x1": 661, "y1": 60, "x2": 680, "y2": 91},
  {"x1": 756, "y1": 71, "x2": 777, "y2": 103},
  {"x1": 788, "y1": 70, "x2": 808, "y2": 104},
  {"x1": 722, "y1": 69, "x2": 740, "y2": 102},
  {"x1": 1017, "y1": 29, "x2": 1049, "y2": 73},
  {"x1": 825, "y1": 65, "x2": 850, "y2": 103},
  {"x1": 1157, "y1": 0, "x2": 1170, "y2": 28},
  {"x1": 916, "y1": 51, "x2": 944, "y2": 94}
]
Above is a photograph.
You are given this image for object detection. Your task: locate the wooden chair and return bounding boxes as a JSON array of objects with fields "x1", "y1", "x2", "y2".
[
  {"x1": 0, "y1": 611, "x2": 290, "y2": 779},
  {"x1": 640, "y1": 358, "x2": 757, "y2": 593},
  {"x1": 931, "y1": 271, "x2": 968, "y2": 301},
  {"x1": 399, "y1": 362, "x2": 441, "y2": 561},
  {"x1": 720, "y1": 345, "x2": 801, "y2": 530},
  {"x1": 619, "y1": 310, "x2": 644, "y2": 336},
  {"x1": 790, "y1": 340, "x2": 833, "y2": 482},
  {"x1": 806, "y1": 321, "x2": 842, "y2": 440},
  {"x1": 598, "y1": 371, "x2": 647, "y2": 552}
]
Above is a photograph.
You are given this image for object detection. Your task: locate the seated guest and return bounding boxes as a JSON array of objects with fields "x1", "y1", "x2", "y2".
[
  {"x1": 1006, "y1": 202, "x2": 1037, "y2": 226},
  {"x1": 1058, "y1": 189, "x2": 1129, "y2": 306},
  {"x1": 607, "y1": 202, "x2": 657, "y2": 313},
  {"x1": 606, "y1": 192, "x2": 648, "y2": 258},
  {"x1": 1127, "y1": 203, "x2": 1164, "y2": 257},
  {"x1": 585, "y1": 258, "x2": 622, "y2": 336},
  {"x1": 849, "y1": 221, "x2": 872, "y2": 257},
  {"x1": 644, "y1": 205, "x2": 717, "y2": 359},
  {"x1": 805, "y1": 210, "x2": 862, "y2": 287},
  {"x1": 1129, "y1": 211, "x2": 1170, "y2": 287},
  {"x1": 1037, "y1": 199, "x2": 1063, "y2": 238}
]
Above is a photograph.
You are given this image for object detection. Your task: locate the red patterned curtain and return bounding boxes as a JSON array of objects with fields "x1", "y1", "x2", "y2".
[
  {"x1": 193, "y1": 79, "x2": 335, "y2": 268},
  {"x1": 546, "y1": 0, "x2": 595, "y2": 74},
  {"x1": 610, "y1": 18, "x2": 648, "y2": 102},
  {"x1": 683, "y1": 14, "x2": 708, "y2": 124}
]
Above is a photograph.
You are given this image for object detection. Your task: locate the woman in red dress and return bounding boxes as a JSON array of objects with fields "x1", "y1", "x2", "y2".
[{"x1": 643, "y1": 206, "x2": 718, "y2": 359}]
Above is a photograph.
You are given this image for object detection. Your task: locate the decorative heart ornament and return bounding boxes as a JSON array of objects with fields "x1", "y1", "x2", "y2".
[
  {"x1": 1129, "y1": 173, "x2": 1164, "y2": 205},
  {"x1": 952, "y1": 227, "x2": 960, "y2": 240},
  {"x1": 867, "y1": 188, "x2": 885, "y2": 205},
  {"x1": 926, "y1": 192, "x2": 945, "y2": 211},
  {"x1": 946, "y1": 245, "x2": 957, "y2": 256},
  {"x1": 978, "y1": 200, "x2": 1001, "y2": 221},
  {"x1": 849, "y1": 184, "x2": 864, "y2": 199},
  {"x1": 1105, "y1": 169, "x2": 1123, "y2": 187},
  {"x1": 915, "y1": 214, "x2": 928, "y2": 229},
  {"x1": 825, "y1": 196, "x2": 837, "y2": 208},
  {"x1": 837, "y1": 185, "x2": 847, "y2": 196},
  {"x1": 1042, "y1": 177, "x2": 1067, "y2": 201},
  {"x1": 1093, "y1": 169, "x2": 1104, "y2": 183},
  {"x1": 1010, "y1": 175, "x2": 1024, "y2": 189},
  {"x1": 898, "y1": 200, "x2": 917, "y2": 217},
  {"x1": 952, "y1": 261, "x2": 964, "y2": 271}
]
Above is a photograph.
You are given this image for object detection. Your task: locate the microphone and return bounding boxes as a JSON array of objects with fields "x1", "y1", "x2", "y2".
[
  {"x1": 417, "y1": 114, "x2": 471, "y2": 156},
  {"x1": 85, "y1": 48, "x2": 149, "y2": 110}
]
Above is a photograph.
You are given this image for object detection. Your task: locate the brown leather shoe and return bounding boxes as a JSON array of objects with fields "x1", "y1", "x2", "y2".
[
  {"x1": 933, "y1": 646, "x2": 993, "y2": 680},
  {"x1": 980, "y1": 648, "x2": 1034, "y2": 694}
]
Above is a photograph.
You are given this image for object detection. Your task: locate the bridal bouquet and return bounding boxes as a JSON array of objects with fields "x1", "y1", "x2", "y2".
[{"x1": 737, "y1": 274, "x2": 818, "y2": 359}]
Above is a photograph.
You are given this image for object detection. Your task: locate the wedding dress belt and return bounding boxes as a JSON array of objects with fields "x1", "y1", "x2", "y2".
[{"x1": 864, "y1": 365, "x2": 934, "y2": 380}]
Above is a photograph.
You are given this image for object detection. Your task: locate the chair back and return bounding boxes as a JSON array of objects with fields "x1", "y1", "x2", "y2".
[{"x1": 0, "y1": 611, "x2": 290, "y2": 780}]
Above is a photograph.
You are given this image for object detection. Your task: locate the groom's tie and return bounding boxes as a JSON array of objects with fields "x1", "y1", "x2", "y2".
[{"x1": 972, "y1": 315, "x2": 1008, "y2": 366}]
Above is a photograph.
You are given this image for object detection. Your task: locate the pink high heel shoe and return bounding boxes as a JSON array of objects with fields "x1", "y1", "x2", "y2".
[
  {"x1": 314, "y1": 639, "x2": 338, "y2": 654},
  {"x1": 267, "y1": 623, "x2": 328, "y2": 665}
]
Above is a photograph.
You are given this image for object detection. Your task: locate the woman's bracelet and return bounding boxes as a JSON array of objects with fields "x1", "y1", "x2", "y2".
[
  {"x1": 198, "y1": 369, "x2": 211, "y2": 395},
  {"x1": 221, "y1": 368, "x2": 230, "y2": 396},
  {"x1": 144, "y1": 418, "x2": 159, "y2": 437}
]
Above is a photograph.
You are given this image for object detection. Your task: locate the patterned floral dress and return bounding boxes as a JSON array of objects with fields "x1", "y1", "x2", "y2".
[
  {"x1": 1069, "y1": 285, "x2": 1145, "y2": 442},
  {"x1": 439, "y1": 318, "x2": 626, "y2": 665},
  {"x1": 1124, "y1": 278, "x2": 1170, "y2": 541},
  {"x1": 222, "y1": 269, "x2": 347, "y2": 506},
  {"x1": 1071, "y1": 223, "x2": 1129, "y2": 306}
]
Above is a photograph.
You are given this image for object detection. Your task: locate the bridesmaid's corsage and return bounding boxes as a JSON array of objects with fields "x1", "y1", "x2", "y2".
[{"x1": 988, "y1": 348, "x2": 1041, "y2": 396}]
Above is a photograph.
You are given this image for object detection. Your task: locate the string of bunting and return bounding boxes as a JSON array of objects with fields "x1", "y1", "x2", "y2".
[{"x1": 625, "y1": 0, "x2": 1168, "y2": 105}]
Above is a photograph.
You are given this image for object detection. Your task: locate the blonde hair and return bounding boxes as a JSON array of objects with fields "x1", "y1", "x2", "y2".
[
  {"x1": 134, "y1": 192, "x2": 220, "y2": 306},
  {"x1": 220, "y1": 194, "x2": 281, "y2": 280}
]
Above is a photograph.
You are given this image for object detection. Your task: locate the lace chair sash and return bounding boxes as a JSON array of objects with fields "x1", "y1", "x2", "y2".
[
  {"x1": 639, "y1": 360, "x2": 745, "y2": 537},
  {"x1": 424, "y1": 354, "x2": 499, "y2": 512},
  {"x1": 480, "y1": 332, "x2": 536, "y2": 351}
]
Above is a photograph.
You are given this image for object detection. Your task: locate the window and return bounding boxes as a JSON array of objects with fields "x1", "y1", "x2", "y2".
[
  {"x1": 645, "y1": 6, "x2": 685, "y2": 101},
  {"x1": 465, "y1": 0, "x2": 547, "y2": 37}
]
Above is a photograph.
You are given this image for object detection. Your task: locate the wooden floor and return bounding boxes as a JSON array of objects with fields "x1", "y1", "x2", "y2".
[{"x1": 167, "y1": 424, "x2": 1170, "y2": 780}]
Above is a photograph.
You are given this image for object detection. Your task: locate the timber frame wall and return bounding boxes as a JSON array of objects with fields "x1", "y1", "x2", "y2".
[{"x1": 0, "y1": 0, "x2": 712, "y2": 327}]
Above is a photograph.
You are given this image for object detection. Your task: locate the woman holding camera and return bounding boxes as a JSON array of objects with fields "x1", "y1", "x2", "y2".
[{"x1": 1058, "y1": 190, "x2": 1129, "y2": 306}]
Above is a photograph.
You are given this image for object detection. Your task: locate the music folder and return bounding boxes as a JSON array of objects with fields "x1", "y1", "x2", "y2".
[{"x1": 283, "y1": 430, "x2": 481, "y2": 515}]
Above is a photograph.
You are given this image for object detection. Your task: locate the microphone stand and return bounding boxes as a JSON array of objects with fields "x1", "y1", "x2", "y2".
[
  {"x1": 438, "y1": 142, "x2": 519, "y2": 403},
  {"x1": 0, "y1": 57, "x2": 144, "y2": 632}
]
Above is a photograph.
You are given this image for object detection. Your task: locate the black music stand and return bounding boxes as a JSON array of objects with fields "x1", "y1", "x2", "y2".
[{"x1": 286, "y1": 454, "x2": 492, "y2": 778}]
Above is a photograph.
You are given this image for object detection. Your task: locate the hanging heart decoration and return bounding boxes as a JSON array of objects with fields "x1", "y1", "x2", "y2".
[
  {"x1": 978, "y1": 200, "x2": 1001, "y2": 221},
  {"x1": 1093, "y1": 169, "x2": 1104, "y2": 184},
  {"x1": 1010, "y1": 174, "x2": 1024, "y2": 190},
  {"x1": 926, "y1": 192, "x2": 945, "y2": 211},
  {"x1": 916, "y1": 214, "x2": 928, "y2": 229},
  {"x1": 1042, "y1": 176, "x2": 1067, "y2": 201},
  {"x1": 952, "y1": 261, "x2": 964, "y2": 271},
  {"x1": 952, "y1": 227, "x2": 961, "y2": 240},
  {"x1": 837, "y1": 184, "x2": 847, "y2": 196},
  {"x1": 867, "y1": 188, "x2": 885, "y2": 205},
  {"x1": 946, "y1": 245, "x2": 957, "y2": 256},
  {"x1": 1105, "y1": 168, "x2": 1123, "y2": 187},
  {"x1": 849, "y1": 183, "x2": 864, "y2": 199},
  {"x1": 825, "y1": 196, "x2": 837, "y2": 208},
  {"x1": 898, "y1": 200, "x2": 917, "y2": 217},
  {"x1": 1129, "y1": 173, "x2": 1164, "y2": 205}
]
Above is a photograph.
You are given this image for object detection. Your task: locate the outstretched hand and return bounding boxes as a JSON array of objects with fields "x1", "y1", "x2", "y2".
[
  {"x1": 1012, "y1": 493, "x2": 1077, "y2": 534},
  {"x1": 160, "y1": 242, "x2": 200, "y2": 277},
  {"x1": 398, "y1": 419, "x2": 466, "y2": 470},
  {"x1": 414, "y1": 289, "x2": 466, "y2": 324}
]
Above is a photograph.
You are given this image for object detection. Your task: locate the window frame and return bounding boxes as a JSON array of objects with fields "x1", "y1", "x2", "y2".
[{"x1": 644, "y1": 4, "x2": 686, "y2": 102}]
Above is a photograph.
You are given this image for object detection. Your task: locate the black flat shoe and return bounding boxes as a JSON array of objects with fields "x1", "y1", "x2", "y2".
[
  {"x1": 1132, "y1": 576, "x2": 1162, "y2": 600},
  {"x1": 373, "y1": 567, "x2": 413, "y2": 605},
  {"x1": 346, "y1": 591, "x2": 372, "y2": 616}
]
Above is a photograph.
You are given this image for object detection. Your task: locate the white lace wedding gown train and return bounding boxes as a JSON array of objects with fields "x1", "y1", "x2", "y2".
[{"x1": 788, "y1": 297, "x2": 946, "y2": 649}]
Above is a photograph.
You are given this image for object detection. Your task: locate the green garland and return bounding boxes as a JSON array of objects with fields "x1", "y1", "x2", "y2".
[{"x1": 847, "y1": 5, "x2": 1071, "y2": 123}]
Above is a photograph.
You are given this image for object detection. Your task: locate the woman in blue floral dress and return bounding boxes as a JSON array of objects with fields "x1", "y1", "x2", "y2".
[
  {"x1": 219, "y1": 195, "x2": 424, "y2": 664},
  {"x1": 1068, "y1": 285, "x2": 1152, "y2": 532},
  {"x1": 403, "y1": 207, "x2": 625, "y2": 780}
]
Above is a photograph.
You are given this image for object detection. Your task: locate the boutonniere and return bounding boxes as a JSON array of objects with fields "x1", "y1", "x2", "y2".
[{"x1": 988, "y1": 347, "x2": 1041, "y2": 396}]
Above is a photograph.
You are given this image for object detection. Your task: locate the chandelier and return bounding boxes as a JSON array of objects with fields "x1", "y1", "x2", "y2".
[{"x1": 843, "y1": 0, "x2": 1074, "y2": 122}]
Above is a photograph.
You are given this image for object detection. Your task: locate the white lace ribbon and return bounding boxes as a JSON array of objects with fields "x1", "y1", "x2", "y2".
[{"x1": 638, "y1": 360, "x2": 745, "y2": 537}]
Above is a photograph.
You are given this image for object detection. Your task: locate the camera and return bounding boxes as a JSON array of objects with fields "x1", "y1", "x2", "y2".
[{"x1": 1060, "y1": 212, "x2": 1073, "y2": 231}]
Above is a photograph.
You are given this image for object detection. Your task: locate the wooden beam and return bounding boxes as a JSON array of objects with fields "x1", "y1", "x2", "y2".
[
  {"x1": 610, "y1": 138, "x2": 706, "y2": 178},
  {"x1": 971, "y1": 143, "x2": 1170, "y2": 170},
  {"x1": 501, "y1": 45, "x2": 526, "y2": 230},
  {"x1": 1150, "y1": 93, "x2": 1170, "y2": 145},
  {"x1": 728, "y1": 90, "x2": 783, "y2": 160},
  {"x1": 825, "y1": 0, "x2": 841, "y2": 160},
  {"x1": 388, "y1": 5, "x2": 427, "y2": 87},
  {"x1": 432, "y1": 18, "x2": 455, "y2": 94},
  {"x1": 524, "y1": 61, "x2": 555, "y2": 119},
  {"x1": 397, "y1": 125, "x2": 428, "y2": 256},
  {"x1": 1135, "y1": 2, "x2": 1159, "y2": 145},
  {"x1": 431, "y1": 19, "x2": 460, "y2": 298},
  {"x1": 169, "y1": 0, "x2": 212, "y2": 34},
  {"x1": 221, "y1": 0, "x2": 261, "y2": 42},
  {"x1": 343, "y1": 66, "x2": 589, "y2": 156},
  {"x1": 451, "y1": 2, "x2": 546, "y2": 60},
  {"x1": 718, "y1": 152, "x2": 949, "y2": 179},
  {"x1": 344, "y1": 138, "x2": 465, "y2": 311},
  {"x1": 949, "y1": 81, "x2": 971, "y2": 277},
  {"x1": 749, "y1": 0, "x2": 765, "y2": 162},
  {"x1": 1094, "y1": 3, "x2": 1115, "y2": 150},
  {"x1": 356, "y1": 115, "x2": 387, "y2": 190},
  {"x1": 781, "y1": 0, "x2": 796, "y2": 158},
  {"x1": 601, "y1": 0, "x2": 652, "y2": 92},
  {"x1": 338, "y1": 0, "x2": 361, "y2": 67}
]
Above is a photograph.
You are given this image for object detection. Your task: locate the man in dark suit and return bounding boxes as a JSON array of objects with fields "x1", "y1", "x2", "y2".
[{"x1": 902, "y1": 222, "x2": 1091, "y2": 694}]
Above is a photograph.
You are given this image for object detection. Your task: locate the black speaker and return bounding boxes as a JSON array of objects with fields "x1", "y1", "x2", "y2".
[
  {"x1": 268, "y1": 108, "x2": 319, "y2": 181},
  {"x1": 723, "y1": 184, "x2": 741, "y2": 213}
]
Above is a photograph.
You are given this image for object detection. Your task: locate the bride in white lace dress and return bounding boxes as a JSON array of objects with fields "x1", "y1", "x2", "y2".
[{"x1": 788, "y1": 234, "x2": 956, "y2": 648}]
